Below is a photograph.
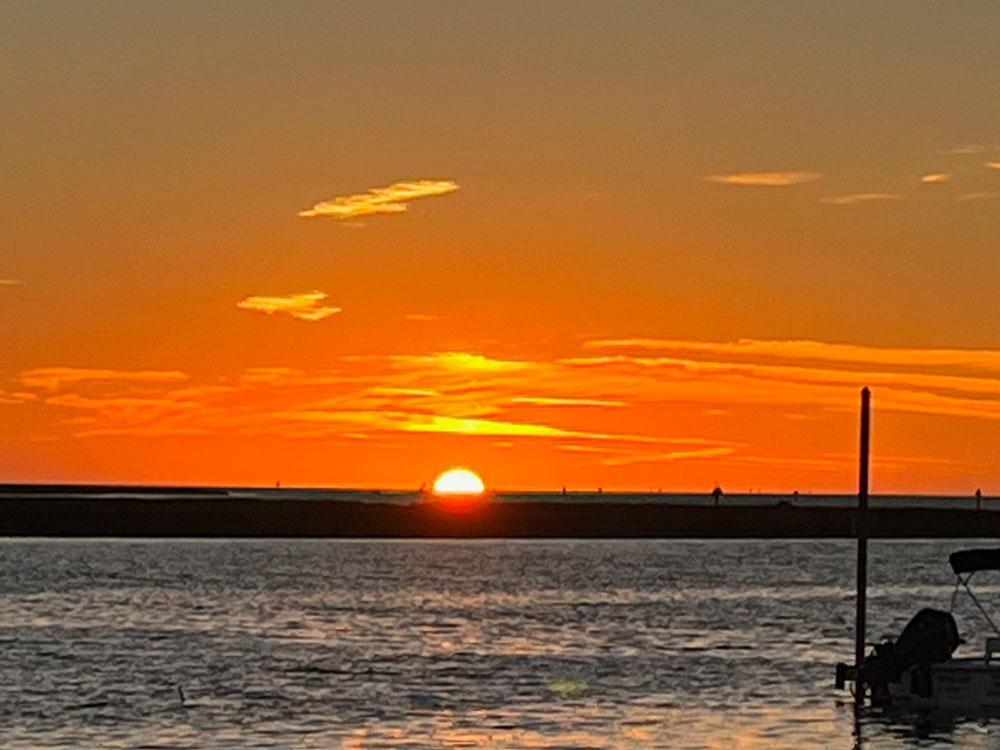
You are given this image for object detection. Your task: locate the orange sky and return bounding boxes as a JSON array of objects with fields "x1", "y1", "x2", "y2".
[{"x1": 2, "y1": 3, "x2": 998, "y2": 492}]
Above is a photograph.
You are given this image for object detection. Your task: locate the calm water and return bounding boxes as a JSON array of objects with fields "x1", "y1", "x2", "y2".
[{"x1": 2, "y1": 539, "x2": 1000, "y2": 748}]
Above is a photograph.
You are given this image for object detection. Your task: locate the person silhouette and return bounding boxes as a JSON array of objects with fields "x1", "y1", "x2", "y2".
[
  {"x1": 711, "y1": 485, "x2": 723, "y2": 507},
  {"x1": 976, "y1": 488, "x2": 983, "y2": 511}
]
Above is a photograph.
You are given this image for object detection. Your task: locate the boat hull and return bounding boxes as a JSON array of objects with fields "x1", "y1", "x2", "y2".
[{"x1": 888, "y1": 658, "x2": 1000, "y2": 711}]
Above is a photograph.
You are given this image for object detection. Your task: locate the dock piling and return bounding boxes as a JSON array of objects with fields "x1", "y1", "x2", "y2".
[{"x1": 855, "y1": 387, "x2": 872, "y2": 704}]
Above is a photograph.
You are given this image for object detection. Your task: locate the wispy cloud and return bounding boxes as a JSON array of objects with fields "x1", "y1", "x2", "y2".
[
  {"x1": 46, "y1": 393, "x2": 198, "y2": 418},
  {"x1": 0, "y1": 390, "x2": 37, "y2": 405},
  {"x1": 602, "y1": 446, "x2": 735, "y2": 467},
  {"x1": 284, "y1": 409, "x2": 612, "y2": 440},
  {"x1": 956, "y1": 192, "x2": 1000, "y2": 202},
  {"x1": 0, "y1": 278, "x2": 24, "y2": 286},
  {"x1": 298, "y1": 179, "x2": 459, "y2": 220},
  {"x1": 237, "y1": 291, "x2": 341, "y2": 321},
  {"x1": 705, "y1": 172, "x2": 821, "y2": 187},
  {"x1": 405, "y1": 313, "x2": 440, "y2": 322},
  {"x1": 921, "y1": 173, "x2": 951, "y2": 184},
  {"x1": 940, "y1": 145, "x2": 985, "y2": 155},
  {"x1": 20, "y1": 367, "x2": 189, "y2": 391},
  {"x1": 366, "y1": 387, "x2": 440, "y2": 398},
  {"x1": 987, "y1": 162, "x2": 1000, "y2": 170},
  {"x1": 509, "y1": 396, "x2": 627, "y2": 408},
  {"x1": 582, "y1": 338, "x2": 1000, "y2": 372},
  {"x1": 820, "y1": 193, "x2": 905, "y2": 205},
  {"x1": 11, "y1": 335, "x2": 1000, "y2": 495},
  {"x1": 561, "y1": 348, "x2": 1000, "y2": 421},
  {"x1": 388, "y1": 352, "x2": 531, "y2": 373},
  {"x1": 74, "y1": 425, "x2": 212, "y2": 438}
]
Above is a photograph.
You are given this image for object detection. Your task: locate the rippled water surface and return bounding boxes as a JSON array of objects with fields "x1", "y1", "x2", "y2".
[{"x1": 3, "y1": 539, "x2": 1000, "y2": 748}]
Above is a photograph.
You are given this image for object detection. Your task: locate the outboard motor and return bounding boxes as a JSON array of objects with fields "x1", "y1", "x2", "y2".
[{"x1": 863, "y1": 608, "x2": 961, "y2": 700}]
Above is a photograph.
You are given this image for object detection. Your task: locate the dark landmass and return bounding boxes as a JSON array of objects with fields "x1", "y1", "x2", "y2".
[{"x1": 0, "y1": 485, "x2": 996, "y2": 538}]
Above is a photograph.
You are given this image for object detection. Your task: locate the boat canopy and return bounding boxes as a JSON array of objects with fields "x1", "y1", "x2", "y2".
[{"x1": 949, "y1": 549, "x2": 1000, "y2": 575}]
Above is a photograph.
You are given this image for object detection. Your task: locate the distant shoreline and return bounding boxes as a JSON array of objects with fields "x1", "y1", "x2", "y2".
[
  {"x1": 0, "y1": 485, "x2": 996, "y2": 538},
  {"x1": 0, "y1": 483, "x2": 987, "y2": 500}
]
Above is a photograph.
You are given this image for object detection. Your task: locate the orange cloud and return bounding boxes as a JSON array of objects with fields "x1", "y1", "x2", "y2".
[
  {"x1": 11, "y1": 337, "x2": 998, "y2": 494},
  {"x1": 366, "y1": 387, "x2": 440, "y2": 398},
  {"x1": 279, "y1": 408, "x2": 717, "y2": 445},
  {"x1": 0, "y1": 278, "x2": 24, "y2": 286},
  {"x1": 509, "y1": 396, "x2": 627, "y2": 407},
  {"x1": 75, "y1": 425, "x2": 212, "y2": 438},
  {"x1": 46, "y1": 393, "x2": 197, "y2": 413},
  {"x1": 956, "y1": 192, "x2": 1000, "y2": 202},
  {"x1": 282, "y1": 409, "x2": 587, "y2": 439},
  {"x1": 987, "y1": 162, "x2": 1000, "y2": 170},
  {"x1": 19, "y1": 367, "x2": 189, "y2": 391},
  {"x1": 388, "y1": 352, "x2": 532, "y2": 373},
  {"x1": 921, "y1": 173, "x2": 951, "y2": 184},
  {"x1": 562, "y1": 353, "x2": 1000, "y2": 421},
  {"x1": 236, "y1": 291, "x2": 341, "y2": 321},
  {"x1": 601, "y1": 446, "x2": 735, "y2": 467},
  {"x1": 0, "y1": 390, "x2": 36, "y2": 405},
  {"x1": 706, "y1": 172, "x2": 821, "y2": 187},
  {"x1": 297, "y1": 179, "x2": 458, "y2": 220},
  {"x1": 820, "y1": 193, "x2": 905, "y2": 205},
  {"x1": 940, "y1": 145, "x2": 985, "y2": 155},
  {"x1": 582, "y1": 338, "x2": 1000, "y2": 372}
]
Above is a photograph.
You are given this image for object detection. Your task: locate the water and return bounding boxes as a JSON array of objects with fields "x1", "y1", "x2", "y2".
[{"x1": 1, "y1": 539, "x2": 999, "y2": 748}]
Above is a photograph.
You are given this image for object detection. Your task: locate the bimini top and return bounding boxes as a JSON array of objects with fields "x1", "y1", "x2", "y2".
[{"x1": 949, "y1": 549, "x2": 1000, "y2": 575}]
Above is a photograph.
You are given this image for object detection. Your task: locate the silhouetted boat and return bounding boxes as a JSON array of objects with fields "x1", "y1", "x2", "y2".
[{"x1": 838, "y1": 548, "x2": 1000, "y2": 711}]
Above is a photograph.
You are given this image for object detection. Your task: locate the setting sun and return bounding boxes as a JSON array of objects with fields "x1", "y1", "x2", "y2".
[{"x1": 432, "y1": 468, "x2": 485, "y2": 496}]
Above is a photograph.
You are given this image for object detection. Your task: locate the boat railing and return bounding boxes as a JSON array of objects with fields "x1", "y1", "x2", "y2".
[
  {"x1": 986, "y1": 637, "x2": 1000, "y2": 663},
  {"x1": 950, "y1": 569, "x2": 1000, "y2": 638}
]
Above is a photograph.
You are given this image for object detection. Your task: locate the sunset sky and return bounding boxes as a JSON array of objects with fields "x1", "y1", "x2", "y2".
[{"x1": 2, "y1": 2, "x2": 998, "y2": 492}]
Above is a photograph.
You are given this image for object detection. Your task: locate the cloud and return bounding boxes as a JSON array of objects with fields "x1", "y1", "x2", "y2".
[
  {"x1": 601, "y1": 446, "x2": 735, "y2": 467},
  {"x1": 237, "y1": 291, "x2": 341, "y2": 321},
  {"x1": 298, "y1": 179, "x2": 459, "y2": 220},
  {"x1": 405, "y1": 313, "x2": 440, "y2": 322},
  {"x1": 940, "y1": 145, "x2": 985, "y2": 155},
  {"x1": 819, "y1": 193, "x2": 905, "y2": 205},
  {"x1": 74, "y1": 425, "x2": 213, "y2": 438},
  {"x1": 0, "y1": 279, "x2": 24, "y2": 286},
  {"x1": 561, "y1": 352, "x2": 1000, "y2": 420},
  {"x1": 0, "y1": 390, "x2": 36, "y2": 405},
  {"x1": 921, "y1": 173, "x2": 951, "y2": 184},
  {"x1": 14, "y1": 337, "x2": 1000, "y2": 471},
  {"x1": 394, "y1": 414, "x2": 583, "y2": 438},
  {"x1": 19, "y1": 367, "x2": 189, "y2": 391},
  {"x1": 705, "y1": 172, "x2": 821, "y2": 187},
  {"x1": 987, "y1": 162, "x2": 1000, "y2": 170},
  {"x1": 388, "y1": 352, "x2": 532, "y2": 373},
  {"x1": 956, "y1": 191, "x2": 1000, "y2": 202},
  {"x1": 582, "y1": 338, "x2": 1000, "y2": 372},
  {"x1": 367, "y1": 387, "x2": 440, "y2": 398},
  {"x1": 279, "y1": 408, "x2": 716, "y2": 446},
  {"x1": 46, "y1": 393, "x2": 197, "y2": 414},
  {"x1": 509, "y1": 396, "x2": 627, "y2": 408},
  {"x1": 283, "y1": 409, "x2": 602, "y2": 439}
]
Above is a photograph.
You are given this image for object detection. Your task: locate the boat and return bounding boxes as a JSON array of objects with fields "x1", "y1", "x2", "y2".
[{"x1": 837, "y1": 548, "x2": 1000, "y2": 711}]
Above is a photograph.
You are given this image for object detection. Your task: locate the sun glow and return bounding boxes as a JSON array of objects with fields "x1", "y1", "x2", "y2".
[{"x1": 432, "y1": 468, "x2": 485, "y2": 496}]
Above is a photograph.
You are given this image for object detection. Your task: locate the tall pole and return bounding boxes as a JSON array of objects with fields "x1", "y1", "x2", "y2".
[{"x1": 855, "y1": 387, "x2": 871, "y2": 704}]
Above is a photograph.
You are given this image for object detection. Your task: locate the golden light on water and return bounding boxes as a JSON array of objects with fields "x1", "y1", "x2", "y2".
[{"x1": 432, "y1": 468, "x2": 485, "y2": 496}]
